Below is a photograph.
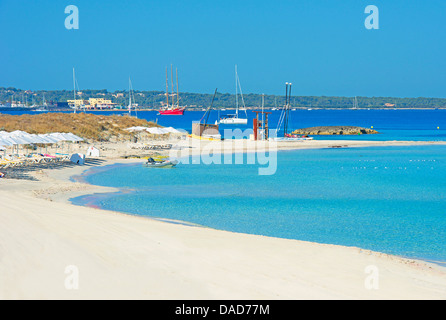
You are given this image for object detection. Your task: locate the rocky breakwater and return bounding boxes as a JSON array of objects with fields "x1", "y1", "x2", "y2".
[{"x1": 292, "y1": 126, "x2": 379, "y2": 135}]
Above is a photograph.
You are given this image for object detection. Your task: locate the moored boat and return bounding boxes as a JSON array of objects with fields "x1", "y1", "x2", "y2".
[
  {"x1": 217, "y1": 65, "x2": 248, "y2": 125},
  {"x1": 159, "y1": 65, "x2": 185, "y2": 115},
  {"x1": 159, "y1": 107, "x2": 185, "y2": 115},
  {"x1": 144, "y1": 159, "x2": 178, "y2": 168}
]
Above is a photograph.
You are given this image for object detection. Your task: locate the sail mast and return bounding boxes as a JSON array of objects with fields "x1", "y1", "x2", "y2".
[
  {"x1": 165, "y1": 67, "x2": 169, "y2": 108},
  {"x1": 128, "y1": 77, "x2": 132, "y2": 116},
  {"x1": 284, "y1": 82, "x2": 291, "y2": 136},
  {"x1": 262, "y1": 93, "x2": 265, "y2": 132},
  {"x1": 284, "y1": 83, "x2": 288, "y2": 136},
  {"x1": 287, "y1": 83, "x2": 292, "y2": 135},
  {"x1": 171, "y1": 64, "x2": 174, "y2": 108},
  {"x1": 73, "y1": 68, "x2": 76, "y2": 114},
  {"x1": 176, "y1": 68, "x2": 179, "y2": 107},
  {"x1": 235, "y1": 64, "x2": 238, "y2": 118}
]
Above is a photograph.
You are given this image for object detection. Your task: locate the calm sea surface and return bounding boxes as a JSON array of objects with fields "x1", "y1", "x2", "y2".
[
  {"x1": 6, "y1": 109, "x2": 445, "y2": 262},
  {"x1": 3, "y1": 109, "x2": 446, "y2": 141},
  {"x1": 72, "y1": 145, "x2": 446, "y2": 264}
]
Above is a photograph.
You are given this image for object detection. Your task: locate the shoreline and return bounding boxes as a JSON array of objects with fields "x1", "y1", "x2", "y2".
[{"x1": 1, "y1": 139, "x2": 446, "y2": 299}]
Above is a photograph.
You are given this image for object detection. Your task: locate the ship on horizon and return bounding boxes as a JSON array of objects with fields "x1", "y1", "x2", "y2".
[{"x1": 159, "y1": 65, "x2": 185, "y2": 115}]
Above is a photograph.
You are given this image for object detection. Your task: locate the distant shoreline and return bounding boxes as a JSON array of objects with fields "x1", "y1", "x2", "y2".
[{"x1": 1, "y1": 107, "x2": 446, "y2": 113}]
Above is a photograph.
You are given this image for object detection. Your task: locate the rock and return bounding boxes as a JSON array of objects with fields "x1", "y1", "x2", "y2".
[{"x1": 291, "y1": 126, "x2": 379, "y2": 135}]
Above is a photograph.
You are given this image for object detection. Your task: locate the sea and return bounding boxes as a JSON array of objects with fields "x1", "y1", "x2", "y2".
[
  {"x1": 2, "y1": 108, "x2": 446, "y2": 141},
  {"x1": 5, "y1": 109, "x2": 446, "y2": 263}
]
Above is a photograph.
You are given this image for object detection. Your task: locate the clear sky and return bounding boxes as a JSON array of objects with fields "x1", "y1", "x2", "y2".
[{"x1": 0, "y1": 0, "x2": 445, "y2": 97}]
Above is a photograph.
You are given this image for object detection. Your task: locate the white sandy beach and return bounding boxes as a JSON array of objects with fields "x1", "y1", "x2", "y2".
[{"x1": 1, "y1": 138, "x2": 446, "y2": 300}]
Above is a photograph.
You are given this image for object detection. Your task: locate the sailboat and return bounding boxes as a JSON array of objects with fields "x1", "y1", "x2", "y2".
[
  {"x1": 217, "y1": 65, "x2": 248, "y2": 125},
  {"x1": 34, "y1": 93, "x2": 48, "y2": 112},
  {"x1": 352, "y1": 96, "x2": 359, "y2": 110},
  {"x1": 159, "y1": 65, "x2": 185, "y2": 115},
  {"x1": 128, "y1": 77, "x2": 138, "y2": 118},
  {"x1": 72, "y1": 68, "x2": 87, "y2": 113}
]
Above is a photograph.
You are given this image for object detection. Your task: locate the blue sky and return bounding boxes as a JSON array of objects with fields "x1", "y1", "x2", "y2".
[{"x1": 0, "y1": 0, "x2": 445, "y2": 97}]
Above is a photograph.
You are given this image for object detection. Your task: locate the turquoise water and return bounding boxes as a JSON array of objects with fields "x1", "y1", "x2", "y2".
[{"x1": 72, "y1": 145, "x2": 446, "y2": 263}]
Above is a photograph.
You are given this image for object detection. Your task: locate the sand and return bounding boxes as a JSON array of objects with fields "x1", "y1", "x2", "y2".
[{"x1": 1, "y1": 138, "x2": 446, "y2": 300}]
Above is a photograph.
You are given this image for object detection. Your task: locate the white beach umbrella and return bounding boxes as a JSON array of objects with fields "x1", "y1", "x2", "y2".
[
  {"x1": 9, "y1": 130, "x2": 29, "y2": 136},
  {"x1": 35, "y1": 134, "x2": 60, "y2": 154},
  {"x1": 51, "y1": 133, "x2": 72, "y2": 155},
  {"x1": 0, "y1": 138, "x2": 12, "y2": 156},
  {"x1": 15, "y1": 133, "x2": 39, "y2": 144},
  {"x1": 5, "y1": 135, "x2": 32, "y2": 145},
  {"x1": 1, "y1": 135, "x2": 31, "y2": 154},
  {"x1": 39, "y1": 134, "x2": 61, "y2": 143},
  {"x1": 47, "y1": 132, "x2": 83, "y2": 153},
  {"x1": 36, "y1": 135, "x2": 56, "y2": 144},
  {"x1": 48, "y1": 133, "x2": 70, "y2": 141},
  {"x1": 63, "y1": 133, "x2": 84, "y2": 142},
  {"x1": 28, "y1": 134, "x2": 55, "y2": 145},
  {"x1": 0, "y1": 137, "x2": 15, "y2": 146}
]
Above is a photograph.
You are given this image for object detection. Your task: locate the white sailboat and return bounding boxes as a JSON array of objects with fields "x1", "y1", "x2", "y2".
[
  {"x1": 34, "y1": 93, "x2": 48, "y2": 112},
  {"x1": 72, "y1": 68, "x2": 87, "y2": 113},
  {"x1": 128, "y1": 77, "x2": 137, "y2": 118},
  {"x1": 218, "y1": 65, "x2": 248, "y2": 125},
  {"x1": 352, "y1": 96, "x2": 359, "y2": 110}
]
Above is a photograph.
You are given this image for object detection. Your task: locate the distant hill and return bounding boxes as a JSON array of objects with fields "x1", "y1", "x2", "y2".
[{"x1": 1, "y1": 87, "x2": 445, "y2": 109}]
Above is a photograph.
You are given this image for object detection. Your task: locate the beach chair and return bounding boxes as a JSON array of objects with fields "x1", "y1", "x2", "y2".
[
  {"x1": 3, "y1": 159, "x2": 21, "y2": 168},
  {"x1": 55, "y1": 153, "x2": 70, "y2": 162},
  {"x1": 43, "y1": 154, "x2": 57, "y2": 162}
]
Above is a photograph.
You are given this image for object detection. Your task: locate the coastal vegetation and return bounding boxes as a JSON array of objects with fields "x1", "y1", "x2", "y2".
[
  {"x1": 0, "y1": 113, "x2": 160, "y2": 141},
  {"x1": 1, "y1": 87, "x2": 445, "y2": 109}
]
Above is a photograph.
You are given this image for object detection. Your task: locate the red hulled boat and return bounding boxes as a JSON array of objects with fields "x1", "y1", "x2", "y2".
[
  {"x1": 159, "y1": 65, "x2": 185, "y2": 115},
  {"x1": 158, "y1": 107, "x2": 185, "y2": 115}
]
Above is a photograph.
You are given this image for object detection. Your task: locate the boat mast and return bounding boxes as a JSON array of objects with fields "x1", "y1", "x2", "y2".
[
  {"x1": 284, "y1": 83, "x2": 288, "y2": 136},
  {"x1": 176, "y1": 68, "x2": 179, "y2": 107},
  {"x1": 73, "y1": 68, "x2": 76, "y2": 114},
  {"x1": 235, "y1": 64, "x2": 238, "y2": 118},
  {"x1": 284, "y1": 82, "x2": 292, "y2": 136},
  {"x1": 128, "y1": 77, "x2": 132, "y2": 116},
  {"x1": 202, "y1": 88, "x2": 218, "y2": 127},
  {"x1": 288, "y1": 83, "x2": 292, "y2": 135},
  {"x1": 171, "y1": 64, "x2": 174, "y2": 108},
  {"x1": 262, "y1": 93, "x2": 265, "y2": 132},
  {"x1": 165, "y1": 67, "x2": 169, "y2": 108}
]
